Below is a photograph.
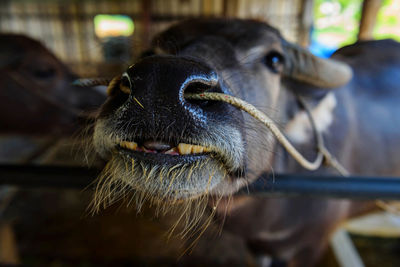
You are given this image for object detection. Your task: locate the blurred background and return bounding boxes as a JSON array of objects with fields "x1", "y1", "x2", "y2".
[
  {"x1": 2, "y1": 0, "x2": 399, "y2": 78},
  {"x1": 1, "y1": 0, "x2": 400, "y2": 266},
  {"x1": 1, "y1": 0, "x2": 312, "y2": 78}
]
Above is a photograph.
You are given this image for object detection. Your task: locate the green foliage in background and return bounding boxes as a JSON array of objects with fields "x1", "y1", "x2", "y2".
[
  {"x1": 313, "y1": 0, "x2": 363, "y2": 47},
  {"x1": 374, "y1": 0, "x2": 400, "y2": 41},
  {"x1": 313, "y1": 0, "x2": 400, "y2": 48}
]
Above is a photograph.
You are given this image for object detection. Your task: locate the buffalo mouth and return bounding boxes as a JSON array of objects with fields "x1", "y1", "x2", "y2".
[
  {"x1": 119, "y1": 140, "x2": 213, "y2": 156},
  {"x1": 111, "y1": 139, "x2": 229, "y2": 199},
  {"x1": 118, "y1": 140, "x2": 215, "y2": 164},
  {"x1": 92, "y1": 119, "x2": 244, "y2": 208}
]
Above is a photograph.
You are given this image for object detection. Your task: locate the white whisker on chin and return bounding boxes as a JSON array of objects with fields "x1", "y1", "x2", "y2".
[{"x1": 89, "y1": 154, "x2": 230, "y2": 237}]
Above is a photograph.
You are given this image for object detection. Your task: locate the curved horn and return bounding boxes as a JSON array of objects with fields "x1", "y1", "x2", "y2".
[{"x1": 283, "y1": 42, "x2": 353, "y2": 89}]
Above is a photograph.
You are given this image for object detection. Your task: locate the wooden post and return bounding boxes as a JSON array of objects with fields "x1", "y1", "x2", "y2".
[
  {"x1": 299, "y1": 0, "x2": 314, "y2": 47},
  {"x1": 141, "y1": 0, "x2": 151, "y2": 47},
  {"x1": 222, "y1": 0, "x2": 229, "y2": 17},
  {"x1": 358, "y1": 0, "x2": 382, "y2": 41},
  {"x1": 203, "y1": 0, "x2": 213, "y2": 16},
  {"x1": 0, "y1": 223, "x2": 19, "y2": 265},
  {"x1": 223, "y1": 0, "x2": 239, "y2": 17}
]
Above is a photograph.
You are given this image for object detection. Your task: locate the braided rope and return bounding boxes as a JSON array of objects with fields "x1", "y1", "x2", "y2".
[
  {"x1": 296, "y1": 95, "x2": 350, "y2": 176},
  {"x1": 186, "y1": 92, "x2": 400, "y2": 214},
  {"x1": 185, "y1": 92, "x2": 326, "y2": 171}
]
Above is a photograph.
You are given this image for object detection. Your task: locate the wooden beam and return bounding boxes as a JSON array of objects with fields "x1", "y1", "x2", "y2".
[
  {"x1": 358, "y1": 0, "x2": 382, "y2": 41},
  {"x1": 330, "y1": 229, "x2": 365, "y2": 267}
]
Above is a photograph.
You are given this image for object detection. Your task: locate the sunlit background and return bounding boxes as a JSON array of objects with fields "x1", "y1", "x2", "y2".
[
  {"x1": 1, "y1": 0, "x2": 399, "y2": 75},
  {"x1": 312, "y1": 0, "x2": 400, "y2": 56}
]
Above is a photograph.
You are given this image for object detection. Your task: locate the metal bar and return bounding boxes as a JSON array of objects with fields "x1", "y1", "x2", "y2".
[
  {"x1": 243, "y1": 173, "x2": 400, "y2": 200},
  {"x1": 0, "y1": 165, "x2": 400, "y2": 200},
  {"x1": 0, "y1": 165, "x2": 99, "y2": 189}
]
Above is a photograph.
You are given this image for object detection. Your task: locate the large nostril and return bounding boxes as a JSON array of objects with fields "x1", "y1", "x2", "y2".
[
  {"x1": 184, "y1": 81, "x2": 214, "y2": 95},
  {"x1": 183, "y1": 80, "x2": 219, "y2": 107}
]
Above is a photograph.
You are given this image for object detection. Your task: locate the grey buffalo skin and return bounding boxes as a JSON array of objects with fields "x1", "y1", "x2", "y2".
[{"x1": 93, "y1": 18, "x2": 400, "y2": 266}]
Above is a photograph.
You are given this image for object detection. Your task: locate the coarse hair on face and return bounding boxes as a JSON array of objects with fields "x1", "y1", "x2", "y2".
[
  {"x1": 89, "y1": 150, "x2": 230, "y2": 238},
  {"x1": 88, "y1": 108, "x2": 245, "y2": 236}
]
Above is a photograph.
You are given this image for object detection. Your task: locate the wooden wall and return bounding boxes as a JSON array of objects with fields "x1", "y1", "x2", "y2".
[{"x1": 0, "y1": 0, "x2": 309, "y2": 77}]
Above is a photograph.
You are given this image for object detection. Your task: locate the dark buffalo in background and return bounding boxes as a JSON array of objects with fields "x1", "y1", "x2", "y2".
[{"x1": 0, "y1": 34, "x2": 105, "y2": 135}]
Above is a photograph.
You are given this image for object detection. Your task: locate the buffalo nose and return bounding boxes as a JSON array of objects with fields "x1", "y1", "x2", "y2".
[{"x1": 125, "y1": 56, "x2": 221, "y2": 114}]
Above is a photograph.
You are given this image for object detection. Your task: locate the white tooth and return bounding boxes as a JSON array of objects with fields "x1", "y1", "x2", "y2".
[
  {"x1": 127, "y1": 142, "x2": 137, "y2": 150},
  {"x1": 191, "y1": 145, "x2": 204, "y2": 154},
  {"x1": 120, "y1": 141, "x2": 137, "y2": 150},
  {"x1": 120, "y1": 141, "x2": 127, "y2": 148},
  {"x1": 165, "y1": 148, "x2": 178, "y2": 155},
  {"x1": 178, "y1": 143, "x2": 192, "y2": 155},
  {"x1": 203, "y1": 147, "x2": 212, "y2": 153}
]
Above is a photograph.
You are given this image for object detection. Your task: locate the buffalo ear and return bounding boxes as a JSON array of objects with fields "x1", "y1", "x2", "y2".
[{"x1": 282, "y1": 41, "x2": 353, "y2": 89}]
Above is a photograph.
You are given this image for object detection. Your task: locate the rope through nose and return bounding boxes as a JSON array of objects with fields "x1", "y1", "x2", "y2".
[
  {"x1": 185, "y1": 93, "x2": 340, "y2": 172},
  {"x1": 185, "y1": 92, "x2": 400, "y2": 214}
]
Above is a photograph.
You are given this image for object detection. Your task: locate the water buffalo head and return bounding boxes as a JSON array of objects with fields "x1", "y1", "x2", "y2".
[
  {"x1": 0, "y1": 34, "x2": 105, "y2": 135},
  {"x1": 93, "y1": 19, "x2": 352, "y2": 213}
]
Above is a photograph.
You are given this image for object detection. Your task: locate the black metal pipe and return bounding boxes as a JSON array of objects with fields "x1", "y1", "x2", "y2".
[
  {"x1": 241, "y1": 173, "x2": 400, "y2": 200},
  {"x1": 0, "y1": 165, "x2": 99, "y2": 189},
  {"x1": 0, "y1": 165, "x2": 400, "y2": 200}
]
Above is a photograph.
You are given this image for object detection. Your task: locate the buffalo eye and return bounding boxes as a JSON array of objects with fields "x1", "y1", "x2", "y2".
[{"x1": 263, "y1": 51, "x2": 284, "y2": 73}]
